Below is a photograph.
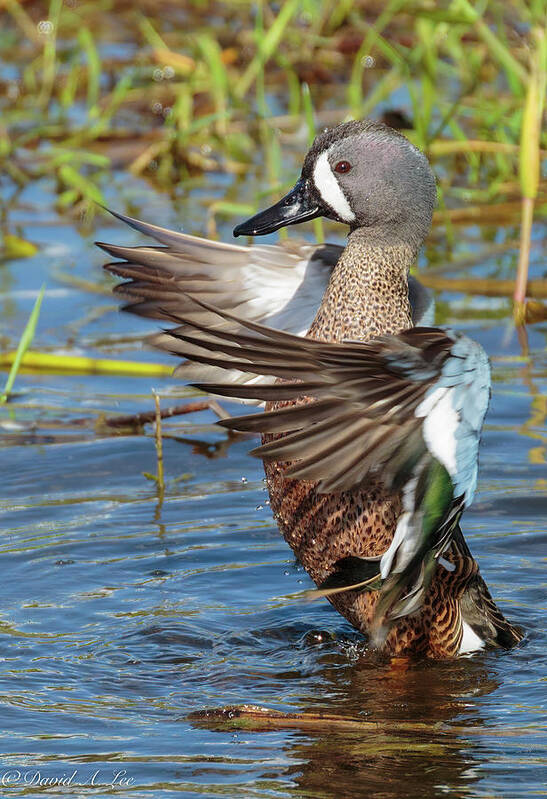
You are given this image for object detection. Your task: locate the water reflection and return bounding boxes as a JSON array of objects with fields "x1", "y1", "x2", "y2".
[
  {"x1": 191, "y1": 647, "x2": 502, "y2": 799},
  {"x1": 168, "y1": 430, "x2": 248, "y2": 459},
  {"x1": 287, "y1": 653, "x2": 499, "y2": 799}
]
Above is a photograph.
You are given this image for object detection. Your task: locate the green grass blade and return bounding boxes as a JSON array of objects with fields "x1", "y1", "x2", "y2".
[
  {"x1": 514, "y1": 28, "x2": 546, "y2": 310},
  {"x1": 38, "y1": 0, "x2": 63, "y2": 107},
  {"x1": 456, "y1": 0, "x2": 528, "y2": 88},
  {"x1": 1, "y1": 285, "x2": 45, "y2": 404},
  {"x1": 58, "y1": 164, "x2": 105, "y2": 204},
  {"x1": 301, "y1": 82, "x2": 324, "y2": 243},
  {"x1": 196, "y1": 33, "x2": 228, "y2": 134},
  {"x1": 235, "y1": 0, "x2": 300, "y2": 99},
  {"x1": 78, "y1": 27, "x2": 101, "y2": 114},
  {"x1": 138, "y1": 16, "x2": 168, "y2": 50}
]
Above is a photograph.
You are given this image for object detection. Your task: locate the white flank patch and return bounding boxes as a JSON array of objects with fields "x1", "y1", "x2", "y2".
[
  {"x1": 380, "y1": 511, "x2": 411, "y2": 579},
  {"x1": 312, "y1": 151, "x2": 356, "y2": 223},
  {"x1": 380, "y1": 476, "x2": 419, "y2": 579},
  {"x1": 415, "y1": 386, "x2": 458, "y2": 477},
  {"x1": 458, "y1": 620, "x2": 485, "y2": 654}
]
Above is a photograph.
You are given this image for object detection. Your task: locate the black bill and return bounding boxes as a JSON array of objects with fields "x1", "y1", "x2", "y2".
[{"x1": 233, "y1": 178, "x2": 324, "y2": 237}]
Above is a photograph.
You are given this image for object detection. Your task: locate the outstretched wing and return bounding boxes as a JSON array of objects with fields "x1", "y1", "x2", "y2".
[
  {"x1": 98, "y1": 209, "x2": 335, "y2": 396},
  {"x1": 98, "y1": 209, "x2": 434, "y2": 399},
  {"x1": 114, "y1": 292, "x2": 490, "y2": 636},
  {"x1": 145, "y1": 293, "x2": 489, "y2": 500}
]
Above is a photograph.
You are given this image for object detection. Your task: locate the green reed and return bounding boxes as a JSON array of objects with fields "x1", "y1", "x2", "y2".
[{"x1": 1, "y1": 0, "x2": 545, "y2": 310}]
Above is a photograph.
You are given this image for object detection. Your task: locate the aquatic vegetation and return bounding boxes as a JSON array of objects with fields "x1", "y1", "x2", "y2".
[
  {"x1": 0, "y1": 0, "x2": 545, "y2": 374},
  {"x1": 1, "y1": 1, "x2": 545, "y2": 214},
  {"x1": 0, "y1": 285, "x2": 44, "y2": 403}
]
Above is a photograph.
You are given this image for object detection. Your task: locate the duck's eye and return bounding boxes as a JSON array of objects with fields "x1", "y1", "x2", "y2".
[{"x1": 334, "y1": 161, "x2": 351, "y2": 174}]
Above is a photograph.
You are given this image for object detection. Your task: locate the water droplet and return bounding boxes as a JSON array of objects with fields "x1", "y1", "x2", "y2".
[
  {"x1": 255, "y1": 505, "x2": 263, "y2": 511},
  {"x1": 162, "y1": 106, "x2": 172, "y2": 118},
  {"x1": 152, "y1": 102, "x2": 163, "y2": 115},
  {"x1": 240, "y1": 477, "x2": 248, "y2": 483},
  {"x1": 153, "y1": 67, "x2": 164, "y2": 81},
  {"x1": 284, "y1": 570, "x2": 290, "y2": 576},
  {"x1": 361, "y1": 55, "x2": 375, "y2": 68},
  {"x1": 37, "y1": 20, "x2": 54, "y2": 35},
  {"x1": 163, "y1": 65, "x2": 175, "y2": 79}
]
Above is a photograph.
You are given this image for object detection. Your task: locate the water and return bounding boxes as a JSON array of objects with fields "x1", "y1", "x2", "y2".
[{"x1": 0, "y1": 170, "x2": 545, "y2": 798}]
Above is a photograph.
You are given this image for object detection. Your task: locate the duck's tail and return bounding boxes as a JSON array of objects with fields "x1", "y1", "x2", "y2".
[
  {"x1": 460, "y1": 570, "x2": 524, "y2": 649},
  {"x1": 453, "y1": 529, "x2": 523, "y2": 650}
]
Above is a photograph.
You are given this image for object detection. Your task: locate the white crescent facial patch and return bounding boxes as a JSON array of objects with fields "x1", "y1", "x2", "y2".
[{"x1": 312, "y1": 150, "x2": 356, "y2": 223}]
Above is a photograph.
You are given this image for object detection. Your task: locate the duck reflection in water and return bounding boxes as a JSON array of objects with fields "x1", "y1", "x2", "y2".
[
  {"x1": 189, "y1": 644, "x2": 502, "y2": 799},
  {"x1": 284, "y1": 650, "x2": 500, "y2": 799}
]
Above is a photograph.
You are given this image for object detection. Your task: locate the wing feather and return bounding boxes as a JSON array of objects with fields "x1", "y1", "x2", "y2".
[{"x1": 100, "y1": 209, "x2": 435, "y2": 401}]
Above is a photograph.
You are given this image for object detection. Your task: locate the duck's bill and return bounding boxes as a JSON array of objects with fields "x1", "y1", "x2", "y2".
[{"x1": 233, "y1": 178, "x2": 324, "y2": 237}]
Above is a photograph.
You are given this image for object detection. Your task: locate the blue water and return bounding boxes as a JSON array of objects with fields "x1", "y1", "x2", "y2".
[{"x1": 0, "y1": 167, "x2": 545, "y2": 799}]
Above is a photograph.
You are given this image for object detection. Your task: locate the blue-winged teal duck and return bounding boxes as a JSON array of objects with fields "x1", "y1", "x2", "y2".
[{"x1": 99, "y1": 120, "x2": 523, "y2": 658}]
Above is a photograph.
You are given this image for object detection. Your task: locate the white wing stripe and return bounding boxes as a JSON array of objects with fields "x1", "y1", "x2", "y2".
[
  {"x1": 414, "y1": 336, "x2": 490, "y2": 506},
  {"x1": 416, "y1": 386, "x2": 458, "y2": 477}
]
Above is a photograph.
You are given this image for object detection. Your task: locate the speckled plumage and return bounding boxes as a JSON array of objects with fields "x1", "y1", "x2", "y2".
[{"x1": 264, "y1": 233, "x2": 468, "y2": 657}]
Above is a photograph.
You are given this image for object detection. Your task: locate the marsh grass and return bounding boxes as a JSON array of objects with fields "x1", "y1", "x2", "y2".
[
  {"x1": 142, "y1": 391, "x2": 165, "y2": 498},
  {"x1": 0, "y1": 0, "x2": 545, "y2": 309},
  {"x1": 0, "y1": 285, "x2": 44, "y2": 404}
]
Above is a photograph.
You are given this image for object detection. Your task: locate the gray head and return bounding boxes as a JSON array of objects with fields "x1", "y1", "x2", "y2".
[{"x1": 234, "y1": 119, "x2": 436, "y2": 250}]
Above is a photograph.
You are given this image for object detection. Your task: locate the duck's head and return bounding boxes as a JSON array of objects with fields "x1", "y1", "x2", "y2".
[{"x1": 234, "y1": 119, "x2": 436, "y2": 249}]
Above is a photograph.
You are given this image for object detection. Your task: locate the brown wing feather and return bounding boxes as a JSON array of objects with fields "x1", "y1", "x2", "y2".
[{"x1": 121, "y1": 292, "x2": 455, "y2": 495}]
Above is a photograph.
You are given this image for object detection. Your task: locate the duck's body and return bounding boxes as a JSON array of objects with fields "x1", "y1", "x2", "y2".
[{"x1": 100, "y1": 120, "x2": 522, "y2": 658}]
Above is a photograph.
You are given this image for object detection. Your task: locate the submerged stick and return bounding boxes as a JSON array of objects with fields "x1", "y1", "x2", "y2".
[
  {"x1": 187, "y1": 705, "x2": 534, "y2": 738},
  {"x1": 153, "y1": 392, "x2": 164, "y2": 493},
  {"x1": 188, "y1": 705, "x2": 438, "y2": 734}
]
